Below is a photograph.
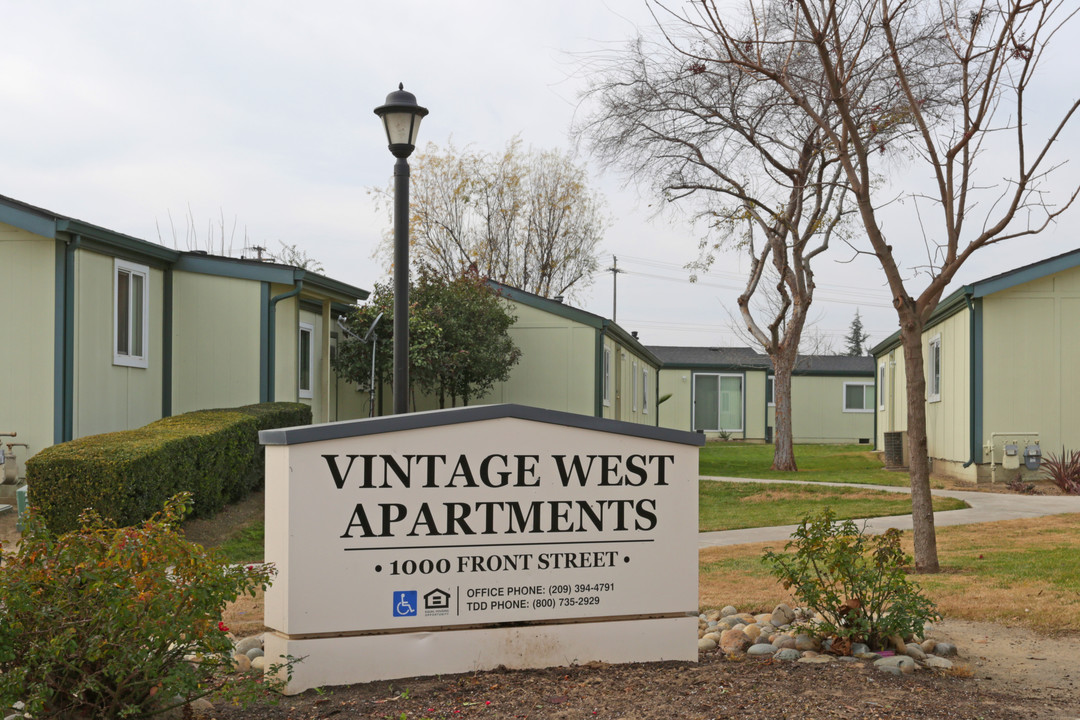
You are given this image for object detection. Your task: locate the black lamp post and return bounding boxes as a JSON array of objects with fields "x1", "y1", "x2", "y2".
[{"x1": 374, "y1": 83, "x2": 428, "y2": 415}]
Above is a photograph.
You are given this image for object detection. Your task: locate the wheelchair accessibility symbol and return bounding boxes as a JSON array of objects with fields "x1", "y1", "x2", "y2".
[{"x1": 393, "y1": 590, "x2": 418, "y2": 617}]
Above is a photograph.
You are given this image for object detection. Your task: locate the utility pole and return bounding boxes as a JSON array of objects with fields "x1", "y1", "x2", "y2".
[{"x1": 606, "y1": 255, "x2": 626, "y2": 321}]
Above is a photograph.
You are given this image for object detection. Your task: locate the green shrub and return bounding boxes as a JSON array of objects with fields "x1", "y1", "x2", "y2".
[
  {"x1": 1040, "y1": 447, "x2": 1080, "y2": 494},
  {"x1": 0, "y1": 494, "x2": 282, "y2": 719},
  {"x1": 762, "y1": 509, "x2": 939, "y2": 649},
  {"x1": 26, "y1": 402, "x2": 311, "y2": 534}
]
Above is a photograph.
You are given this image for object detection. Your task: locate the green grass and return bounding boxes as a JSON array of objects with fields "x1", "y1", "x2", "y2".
[
  {"x1": 216, "y1": 521, "x2": 264, "y2": 563},
  {"x1": 698, "y1": 481, "x2": 967, "y2": 531},
  {"x1": 699, "y1": 443, "x2": 918, "y2": 486}
]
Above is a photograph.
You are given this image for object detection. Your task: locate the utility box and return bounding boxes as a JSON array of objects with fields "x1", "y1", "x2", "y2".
[
  {"x1": 1024, "y1": 444, "x2": 1042, "y2": 471},
  {"x1": 883, "y1": 431, "x2": 909, "y2": 469},
  {"x1": 1003, "y1": 443, "x2": 1020, "y2": 470}
]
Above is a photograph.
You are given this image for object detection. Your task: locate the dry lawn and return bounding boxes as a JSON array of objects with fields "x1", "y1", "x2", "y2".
[{"x1": 699, "y1": 513, "x2": 1080, "y2": 634}]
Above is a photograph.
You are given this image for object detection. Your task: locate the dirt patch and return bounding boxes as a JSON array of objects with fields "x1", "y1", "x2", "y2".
[
  {"x1": 207, "y1": 622, "x2": 1080, "y2": 719},
  {"x1": 180, "y1": 490, "x2": 265, "y2": 548}
]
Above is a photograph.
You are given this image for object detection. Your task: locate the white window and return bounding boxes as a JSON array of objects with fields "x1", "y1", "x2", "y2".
[
  {"x1": 602, "y1": 347, "x2": 611, "y2": 406},
  {"x1": 843, "y1": 382, "x2": 875, "y2": 412},
  {"x1": 928, "y1": 335, "x2": 942, "y2": 403},
  {"x1": 298, "y1": 322, "x2": 314, "y2": 399},
  {"x1": 878, "y1": 362, "x2": 887, "y2": 410},
  {"x1": 642, "y1": 368, "x2": 649, "y2": 414},
  {"x1": 113, "y1": 259, "x2": 149, "y2": 368},
  {"x1": 766, "y1": 375, "x2": 774, "y2": 406},
  {"x1": 632, "y1": 361, "x2": 638, "y2": 411}
]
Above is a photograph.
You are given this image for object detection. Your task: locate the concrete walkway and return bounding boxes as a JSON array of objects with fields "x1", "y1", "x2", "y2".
[{"x1": 698, "y1": 476, "x2": 1080, "y2": 548}]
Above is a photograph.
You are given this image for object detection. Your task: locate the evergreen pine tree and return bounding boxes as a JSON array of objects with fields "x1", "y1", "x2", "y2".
[{"x1": 844, "y1": 310, "x2": 870, "y2": 356}]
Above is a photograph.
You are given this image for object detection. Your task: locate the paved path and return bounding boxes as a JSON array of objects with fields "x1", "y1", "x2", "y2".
[{"x1": 698, "y1": 476, "x2": 1080, "y2": 548}]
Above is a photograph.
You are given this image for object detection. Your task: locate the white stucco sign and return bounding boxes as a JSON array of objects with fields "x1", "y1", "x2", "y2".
[{"x1": 260, "y1": 404, "x2": 703, "y2": 694}]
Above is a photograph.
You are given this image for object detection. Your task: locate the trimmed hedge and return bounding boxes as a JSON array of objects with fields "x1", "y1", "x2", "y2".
[{"x1": 26, "y1": 402, "x2": 311, "y2": 534}]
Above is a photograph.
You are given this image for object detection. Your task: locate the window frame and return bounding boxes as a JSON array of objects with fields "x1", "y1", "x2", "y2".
[
  {"x1": 878, "y1": 362, "x2": 887, "y2": 410},
  {"x1": 692, "y1": 372, "x2": 744, "y2": 433},
  {"x1": 765, "y1": 374, "x2": 775, "y2": 407},
  {"x1": 631, "y1": 360, "x2": 638, "y2": 412},
  {"x1": 928, "y1": 335, "x2": 942, "y2": 403},
  {"x1": 843, "y1": 381, "x2": 875, "y2": 413},
  {"x1": 298, "y1": 321, "x2": 314, "y2": 400},
  {"x1": 113, "y1": 258, "x2": 150, "y2": 369},
  {"x1": 642, "y1": 367, "x2": 649, "y2": 414},
  {"x1": 602, "y1": 346, "x2": 611, "y2": 407}
]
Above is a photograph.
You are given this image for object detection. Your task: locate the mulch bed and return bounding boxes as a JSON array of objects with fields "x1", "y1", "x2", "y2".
[{"x1": 209, "y1": 651, "x2": 1048, "y2": 720}]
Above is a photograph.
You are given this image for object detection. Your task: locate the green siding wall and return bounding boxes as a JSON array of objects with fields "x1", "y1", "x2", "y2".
[
  {"x1": 876, "y1": 347, "x2": 908, "y2": 450},
  {"x1": 272, "y1": 287, "x2": 299, "y2": 403},
  {"x1": 982, "y1": 267, "x2": 1080, "y2": 457},
  {"x1": 658, "y1": 369, "x2": 693, "y2": 432},
  {"x1": 924, "y1": 308, "x2": 971, "y2": 463},
  {"x1": 789, "y1": 375, "x2": 875, "y2": 443},
  {"x1": 72, "y1": 249, "x2": 163, "y2": 438},
  {"x1": 171, "y1": 272, "x2": 262, "y2": 415},
  {"x1": 476, "y1": 302, "x2": 595, "y2": 416},
  {"x1": 0, "y1": 223, "x2": 55, "y2": 459}
]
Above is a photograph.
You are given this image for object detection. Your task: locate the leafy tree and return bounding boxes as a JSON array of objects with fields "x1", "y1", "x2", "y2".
[
  {"x1": 412, "y1": 270, "x2": 522, "y2": 407},
  {"x1": 332, "y1": 280, "x2": 440, "y2": 413},
  {"x1": 589, "y1": 0, "x2": 1079, "y2": 573},
  {"x1": 333, "y1": 271, "x2": 521, "y2": 411},
  {"x1": 844, "y1": 310, "x2": 871, "y2": 356},
  {"x1": 372, "y1": 138, "x2": 607, "y2": 301}
]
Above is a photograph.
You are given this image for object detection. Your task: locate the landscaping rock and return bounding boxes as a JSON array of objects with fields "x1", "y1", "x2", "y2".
[
  {"x1": 233, "y1": 652, "x2": 252, "y2": 672},
  {"x1": 773, "y1": 634, "x2": 796, "y2": 650},
  {"x1": 851, "y1": 642, "x2": 870, "y2": 656},
  {"x1": 747, "y1": 643, "x2": 778, "y2": 656},
  {"x1": 720, "y1": 628, "x2": 753, "y2": 654},
  {"x1": 743, "y1": 623, "x2": 762, "y2": 641},
  {"x1": 720, "y1": 605, "x2": 738, "y2": 618},
  {"x1": 905, "y1": 644, "x2": 927, "y2": 661},
  {"x1": 771, "y1": 603, "x2": 796, "y2": 626},
  {"x1": 251, "y1": 656, "x2": 267, "y2": 671},
  {"x1": 794, "y1": 634, "x2": 820, "y2": 652},
  {"x1": 189, "y1": 697, "x2": 215, "y2": 718},
  {"x1": 798, "y1": 654, "x2": 834, "y2": 664},
  {"x1": 235, "y1": 635, "x2": 263, "y2": 655},
  {"x1": 774, "y1": 648, "x2": 802, "y2": 662},
  {"x1": 874, "y1": 656, "x2": 917, "y2": 674},
  {"x1": 923, "y1": 656, "x2": 954, "y2": 670},
  {"x1": 246, "y1": 647, "x2": 264, "y2": 660},
  {"x1": 933, "y1": 642, "x2": 958, "y2": 658},
  {"x1": 699, "y1": 637, "x2": 718, "y2": 652}
]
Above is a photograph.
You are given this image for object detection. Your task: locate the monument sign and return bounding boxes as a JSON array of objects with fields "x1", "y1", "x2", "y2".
[{"x1": 260, "y1": 404, "x2": 703, "y2": 693}]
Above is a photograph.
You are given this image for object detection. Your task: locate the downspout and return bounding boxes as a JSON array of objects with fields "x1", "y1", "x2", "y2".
[
  {"x1": 267, "y1": 276, "x2": 304, "y2": 402},
  {"x1": 963, "y1": 295, "x2": 981, "y2": 469},
  {"x1": 595, "y1": 325, "x2": 607, "y2": 418},
  {"x1": 764, "y1": 372, "x2": 771, "y2": 444},
  {"x1": 54, "y1": 234, "x2": 81, "y2": 444},
  {"x1": 161, "y1": 267, "x2": 173, "y2": 418},
  {"x1": 872, "y1": 364, "x2": 877, "y2": 450}
]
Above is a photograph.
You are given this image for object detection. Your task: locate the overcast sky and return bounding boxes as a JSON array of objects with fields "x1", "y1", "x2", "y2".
[{"x1": 3, "y1": 1, "x2": 1077, "y2": 350}]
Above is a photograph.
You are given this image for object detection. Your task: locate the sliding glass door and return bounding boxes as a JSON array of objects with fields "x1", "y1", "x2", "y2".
[{"x1": 692, "y1": 373, "x2": 743, "y2": 432}]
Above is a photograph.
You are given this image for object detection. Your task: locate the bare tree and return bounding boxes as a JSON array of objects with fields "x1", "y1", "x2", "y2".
[
  {"x1": 372, "y1": 138, "x2": 607, "y2": 301},
  {"x1": 593, "y1": 0, "x2": 1078, "y2": 571},
  {"x1": 578, "y1": 2, "x2": 887, "y2": 469}
]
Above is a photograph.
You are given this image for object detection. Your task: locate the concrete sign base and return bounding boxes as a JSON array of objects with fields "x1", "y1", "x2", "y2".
[{"x1": 267, "y1": 616, "x2": 696, "y2": 694}]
